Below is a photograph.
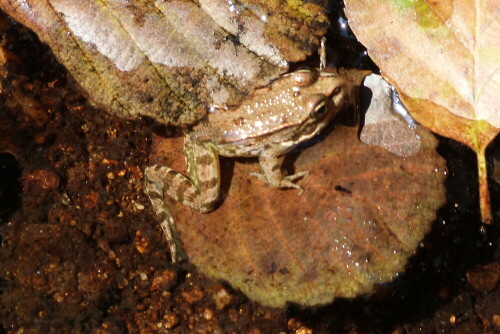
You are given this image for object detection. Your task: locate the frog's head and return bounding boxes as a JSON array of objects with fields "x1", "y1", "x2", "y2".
[
  {"x1": 200, "y1": 68, "x2": 347, "y2": 145},
  {"x1": 288, "y1": 69, "x2": 347, "y2": 143}
]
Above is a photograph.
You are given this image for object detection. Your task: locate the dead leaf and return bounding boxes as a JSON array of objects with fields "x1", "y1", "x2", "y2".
[
  {"x1": 0, "y1": 0, "x2": 329, "y2": 126},
  {"x1": 153, "y1": 124, "x2": 446, "y2": 307},
  {"x1": 344, "y1": 0, "x2": 500, "y2": 222}
]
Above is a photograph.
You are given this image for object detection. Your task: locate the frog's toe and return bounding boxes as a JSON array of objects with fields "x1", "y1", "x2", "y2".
[
  {"x1": 284, "y1": 171, "x2": 310, "y2": 182},
  {"x1": 284, "y1": 171, "x2": 310, "y2": 194},
  {"x1": 280, "y1": 180, "x2": 305, "y2": 194},
  {"x1": 250, "y1": 170, "x2": 309, "y2": 193},
  {"x1": 249, "y1": 172, "x2": 267, "y2": 184}
]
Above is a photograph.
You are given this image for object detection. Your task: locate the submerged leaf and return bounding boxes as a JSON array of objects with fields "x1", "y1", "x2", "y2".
[
  {"x1": 152, "y1": 124, "x2": 446, "y2": 307},
  {"x1": 345, "y1": 0, "x2": 500, "y2": 221},
  {"x1": 0, "y1": 0, "x2": 329, "y2": 126}
]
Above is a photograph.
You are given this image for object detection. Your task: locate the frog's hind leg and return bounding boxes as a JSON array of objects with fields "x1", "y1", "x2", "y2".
[
  {"x1": 153, "y1": 135, "x2": 221, "y2": 212},
  {"x1": 145, "y1": 166, "x2": 186, "y2": 263},
  {"x1": 182, "y1": 135, "x2": 221, "y2": 213},
  {"x1": 144, "y1": 136, "x2": 220, "y2": 262},
  {"x1": 144, "y1": 167, "x2": 186, "y2": 263}
]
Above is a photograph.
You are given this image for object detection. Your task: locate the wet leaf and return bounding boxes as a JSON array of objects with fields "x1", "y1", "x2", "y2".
[
  {"x1": 153, "y1": 124, "x2": 446, "y2": 307},
  {"x1": 0, "y1": 0, "x2": 329, "y2": 126},
  {"x1": 360, "y1": 74, "x2": 420, "y2": 157},
  {"x1": 344, "y1": 0, "x2": 500, "y2": 222}
]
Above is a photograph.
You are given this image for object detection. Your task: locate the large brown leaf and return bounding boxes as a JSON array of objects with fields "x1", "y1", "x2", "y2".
[
  {"x1": 152, "y1": 123, "x2": 446, "y2": 307},
  {"x1": 344, "y1": 0, "x2": 499, "y2": 222},
  {"x1": 0, "y1": 0, "x2": 329, "y2": 125}
]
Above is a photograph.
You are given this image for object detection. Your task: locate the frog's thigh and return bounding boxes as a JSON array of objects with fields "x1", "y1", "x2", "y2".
[
  {"x1": 183, "y1": 135, "x2": 221, "y2": 212},
  {"x1": 145, "y1": 139, "x2": 220, "y2": 213}
]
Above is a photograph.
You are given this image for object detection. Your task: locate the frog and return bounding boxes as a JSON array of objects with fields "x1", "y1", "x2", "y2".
[{"x1": 144, "y1": 68, "x2": 347, "y2": 262}]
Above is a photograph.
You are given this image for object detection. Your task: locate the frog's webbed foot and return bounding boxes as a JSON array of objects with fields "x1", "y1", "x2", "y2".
[
  {"x1": 144, "y1": 165, "x2": 187, "y2": 263},
  {"x1": 250, "y1": 170, "x2": 309, "y2": 194},
  {"x1": 284, "y1": 171, "x2": 310, "y2": 194},
  {"x1": 251, "y1": 152, "x2": 310, "y2": 194}
]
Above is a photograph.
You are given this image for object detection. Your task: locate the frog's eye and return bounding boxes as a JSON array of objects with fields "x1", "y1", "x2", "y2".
[
  {"x1": 332, "y1": 86, "x2": 342, "y2": 95},
  {"x1": 310, "y1": 100, "x2": 328, "y2": 119}
]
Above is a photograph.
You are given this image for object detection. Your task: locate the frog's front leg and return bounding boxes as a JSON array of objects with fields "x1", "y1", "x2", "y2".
[
  {"x1": 144, "y1": 135, "x2": 221, "y2": 262},
  {"x1": 250, "y1": 149, "x2": 309, "y2": 194}
]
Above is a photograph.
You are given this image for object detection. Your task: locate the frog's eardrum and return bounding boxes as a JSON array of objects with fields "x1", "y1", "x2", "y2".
[{"x1": 0, "y1": 0, "x2": 329, "y2": 126}]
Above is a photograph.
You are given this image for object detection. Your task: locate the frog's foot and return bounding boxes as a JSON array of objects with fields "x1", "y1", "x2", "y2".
[
  {"x1": 255, "y1": 152, "x2": 310, "y2": 193},
  {"x1": 284, "y1": 171, "x2": 310, "y2": 195},
  {"x1": 154, "y1": 205, "x2": 187, "y2": 263},
  {"x1": 250, "y1": 170, "x2": 309, "y2": 194},
  {"x1": 144, "y1": 165, "x2": 187, "y2": 263}
]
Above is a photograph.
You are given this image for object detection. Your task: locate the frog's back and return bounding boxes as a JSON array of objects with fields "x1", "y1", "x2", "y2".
[{"x1": 196, "y1": 84, "x2": 313, "y2": 144}]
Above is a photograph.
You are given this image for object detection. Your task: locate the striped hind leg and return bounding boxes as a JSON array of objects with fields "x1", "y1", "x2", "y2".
[
  {"x1": 144, "y1": 136, "x2": 221, "y2": 262},
  {"x1": 144, "y1": 167, "x2": 187, "y2": 262}
]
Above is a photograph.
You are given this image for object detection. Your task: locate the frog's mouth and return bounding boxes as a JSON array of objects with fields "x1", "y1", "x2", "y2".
[{"x1": 292, "y1": 120, "x2": 327, "y2": 145}]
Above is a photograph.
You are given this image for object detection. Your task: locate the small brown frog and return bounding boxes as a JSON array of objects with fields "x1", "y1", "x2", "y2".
[{"x1": 145, "y1": 68, "x2": 347, "y2": 261}]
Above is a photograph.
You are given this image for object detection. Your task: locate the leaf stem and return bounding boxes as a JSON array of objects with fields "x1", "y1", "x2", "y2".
[{"x1": 476, "y1": 147, "x2": 492, "y2": 223}]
